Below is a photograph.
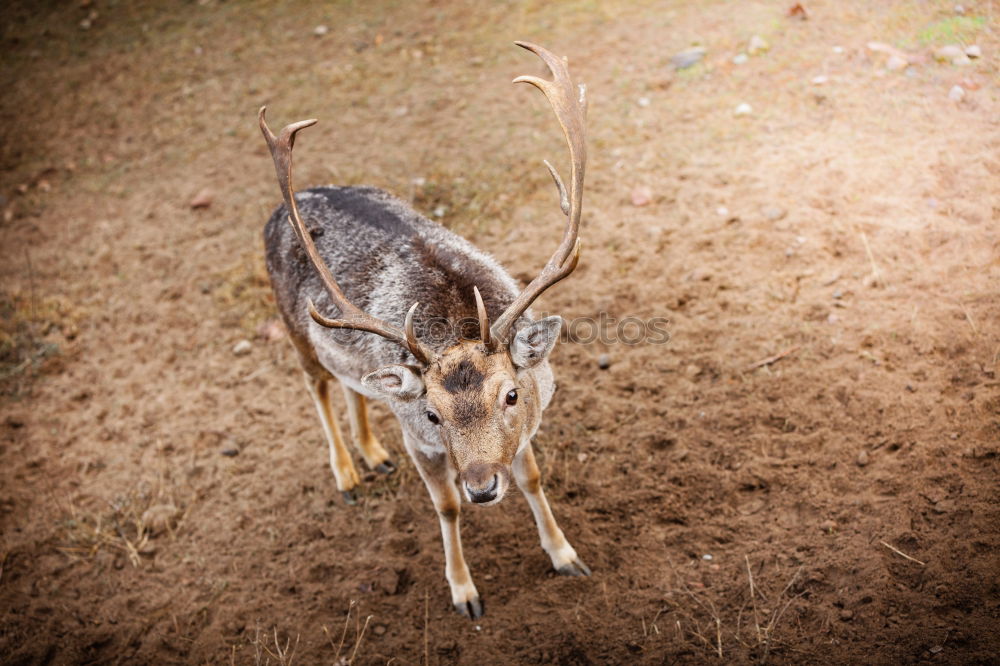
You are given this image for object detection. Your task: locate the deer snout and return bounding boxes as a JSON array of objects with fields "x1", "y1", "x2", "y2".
[{"x1": 462, "y1": 464, "x2": 508, "y2": 505}]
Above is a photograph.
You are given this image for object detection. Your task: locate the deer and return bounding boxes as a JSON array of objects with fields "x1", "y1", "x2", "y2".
[{"x1": 258, "y1": 42, "x2": 589, "y2": 619}]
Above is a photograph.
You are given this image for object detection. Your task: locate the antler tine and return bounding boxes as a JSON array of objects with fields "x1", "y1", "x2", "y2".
[
  {"x1": 473, "y1": 286, "x2": 491, "y2": 346},
  {"x1": 258, "y1": 106, "x2": 434, "y2": 365},
  {"x1": 489, "y1": 42, "x2": 587, "y2": 345}
]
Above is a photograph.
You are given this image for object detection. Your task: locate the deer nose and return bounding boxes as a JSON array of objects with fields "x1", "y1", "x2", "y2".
[{"x1": 465, "y1": 474, "x2": 499, "y2": 503}]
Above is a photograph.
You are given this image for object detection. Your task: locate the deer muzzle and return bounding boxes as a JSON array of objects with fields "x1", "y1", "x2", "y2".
[{"x1": 462, "y1": 463, "x2": 509, "y2": 505}]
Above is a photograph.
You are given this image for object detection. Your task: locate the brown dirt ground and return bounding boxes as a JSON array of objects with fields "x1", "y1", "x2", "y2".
[{"x1": 2, "y1": 1, "x2": 999, "y2": 664}]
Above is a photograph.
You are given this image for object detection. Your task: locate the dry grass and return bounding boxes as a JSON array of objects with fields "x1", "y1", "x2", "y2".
[
  {"x1": 655, "y1": 556, "x2": 807, "y2": 663},
  {"x1": 250, "y1": 623, "x2": 300, "y2": 666},
  {"x1": 321, "y1": 600, "x2": 373, "y2": 666},
  {"x1": 55, "y1": 476, "x2": 190, "y2": 568},
  {"x1": 0, "y1": 286, "x2": 84, "y2": 395}
]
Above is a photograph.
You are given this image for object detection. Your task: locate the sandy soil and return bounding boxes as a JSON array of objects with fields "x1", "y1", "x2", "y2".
[{"x1": 1, "y1": 1, "x2": 999, "y2": 664}]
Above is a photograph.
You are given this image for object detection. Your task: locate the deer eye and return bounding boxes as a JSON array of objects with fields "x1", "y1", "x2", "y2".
[
  {"x1": 505, "y1": 389, "x2": 518, "y2": 406},
  {"x1": 426, "y1": 411, "x2": 440, "y2": 425}
]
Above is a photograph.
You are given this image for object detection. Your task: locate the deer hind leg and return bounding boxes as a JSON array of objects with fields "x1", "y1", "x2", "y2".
[
  {"x1": 304, "y1": 373, "x2": 361, "y2": 505},
  {"x1": 403, "y1": 430, "x2": 482, "y2": 619},
  {"x1": 340, "y1": 385, "x2": 395, "y2": 475},
  {"x1": 513, "y1": 443, "x2": 591, "y2": 577}
]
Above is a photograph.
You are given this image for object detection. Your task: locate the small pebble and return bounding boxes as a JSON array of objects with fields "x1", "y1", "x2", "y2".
[
  {"x1": 747, "y1": 35, "x2": 769, "y2": 56},
  {"x1": 597, "y1": 354, "x2": 611, "y2": 370},
  {"x1": 232, "y1": 340, "x2": 252, "y2": 356},
  {"x1": 819, "y1": 519, "x2": 836, "y2": 533},
  {"x1": 189, "y1": 188, "x2": 213, "y2": 209},
  {"x1": 934, "y1": 44, "x2": 964, "y2": 62},
  {"x1": 373, "y1": 624, "x2": 386, "y2": 636},
  {"x1": 732, "y1": 53, "x2": 749, "y2": 65},
  {"x1": 839, "y1": 609, "x2": 854, "y2": 621},
  {"x1": 221, "y1": 447, "x2": 240, "y2": 457},
  {"x1": 734, "y1": 102, "x2": 753, "y2": 116},
  {"x1": 886, "y1": 54, "x2": 908, "y2": 71},
  {"x1": 856, "y1": 450, "x2": 870, "y2": 467},
  {"x1": 630, "y1": 185, "x2": 653, "y2": 207},
  {"x1": 763, "y1": 206, "x2": 787, "y2": 221},
  {"x1": 716, "y1": 205, "x2": 730, "y2": 217},
  {"x1": 948, "y1": 85, "x2": 965, "y2": 102},
  {"x1": 811, "y1": 74, "x2": 828, "y2": 85},
  {"x1": 142, "y1": 504, "x2": 180, "y2": 534},
  {"x1": 965, "y1": 44, "x2": 981, "y2": 58},
  {"x1": 313, "y1": 25, "x2": 329, "y2": 36},
  {"x1": 702, "y1": 553, "x2": 713, "y2": 561},
  {"x1": 832, "y1": 45, "x2": 844, "y2": 54},
  {"x1": 257, "y1": 318, "x2": 286, "y2": 342},
  {"x1": 832, "y1": 289, "x2": 843, "y2": 299},
  {"x1": 637, "y1": 96, "x2": 651, "y2": 107},
  {"x1": 671, "y1": 47, "x2": 706, "y2": 70}
]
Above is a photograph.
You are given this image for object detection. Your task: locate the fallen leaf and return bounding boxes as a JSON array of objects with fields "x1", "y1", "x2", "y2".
[{"x1": 787, "y1": 3, "x2": 808, "y2": 20}]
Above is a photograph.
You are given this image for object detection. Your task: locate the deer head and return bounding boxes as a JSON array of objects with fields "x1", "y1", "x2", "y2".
[{"x1": 259, "y1": 41, "x2": 586, "y2": 505}]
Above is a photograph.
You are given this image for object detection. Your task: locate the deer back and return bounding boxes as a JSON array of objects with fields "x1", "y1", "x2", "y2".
[{"x1": 264, "y1": 185, "x2": 526, "y2": 380}]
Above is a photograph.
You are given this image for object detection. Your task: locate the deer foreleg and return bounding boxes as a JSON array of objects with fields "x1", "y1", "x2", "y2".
[
  {"x1": 404, "y1": 431, "x2": 483, "y2": 619},
  {"x1": 304, "y1": 374, "x2": 361, "y2": 504},
  {"x1": 513, "y1": 443, "x2": 591, "y2": 576},
  {"x1": 341, "y1": 385, "x2": 395, "y2": 474}
]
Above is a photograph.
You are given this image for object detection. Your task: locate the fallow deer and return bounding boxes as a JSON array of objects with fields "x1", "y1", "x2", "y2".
[{"x1": 259, "y1": 42, "x2": 589, "y2": 619}]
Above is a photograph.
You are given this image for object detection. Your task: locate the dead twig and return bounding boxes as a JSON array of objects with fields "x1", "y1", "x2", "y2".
[
  {"x1": 859, "y1": 231, "x2": 883, "y2": 287},
  {"x1": 747, "y1": 346, "x2": 801, "y2": 370},
  {"x1": 880, "y1": 540, "x2": 925, "y2": 566},
  {"x1": 423, "y1": 590, "x2": 430, "y2": 665},
  {"x1": 746, "y1": 555, "x2": 762, "y2": 644},
  {"x1": 349, "y1": 613, "x2": 372, "y2": 665},
  {"x1": 956, "y1": 301, "x2": 979, "y2": 337},
  {"x1": 323, "y1": 599, "x2": 356, "y2": 663}
]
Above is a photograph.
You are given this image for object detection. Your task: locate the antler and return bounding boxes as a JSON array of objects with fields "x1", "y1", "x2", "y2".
[
  {"x1": 488, "y1": 41, "x2": 587, "y2": 346},
  {"x1": 259, "y1": 107, "x2": 434, "y2": 365}
]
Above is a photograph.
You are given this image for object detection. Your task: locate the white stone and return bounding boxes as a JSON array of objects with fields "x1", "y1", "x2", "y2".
[{"x1": 747, "y1": 35, "x2": 769, "y2": 56}]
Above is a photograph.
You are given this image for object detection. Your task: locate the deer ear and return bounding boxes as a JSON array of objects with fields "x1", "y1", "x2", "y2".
[
  {"x1": 362, "y1": 365, "x2": 425, "y2": 401},
  {"x1": 509, "y1": 316, "x2": 563, "y2": 369}
]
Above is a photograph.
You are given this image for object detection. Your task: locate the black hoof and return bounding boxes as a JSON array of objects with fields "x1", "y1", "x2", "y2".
[
  {"x1": 341, "y1": 490, "x2": 358, "y2": 506},
  {"x1": 454, "y1": 597, "x2": 484, "y2": 620},
  {"x1": 375, "y1": 460, "x2": 397, "y2": 475},
  {"x1": 556, "y1": 559, "x2": 592, "y2": 577}
]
